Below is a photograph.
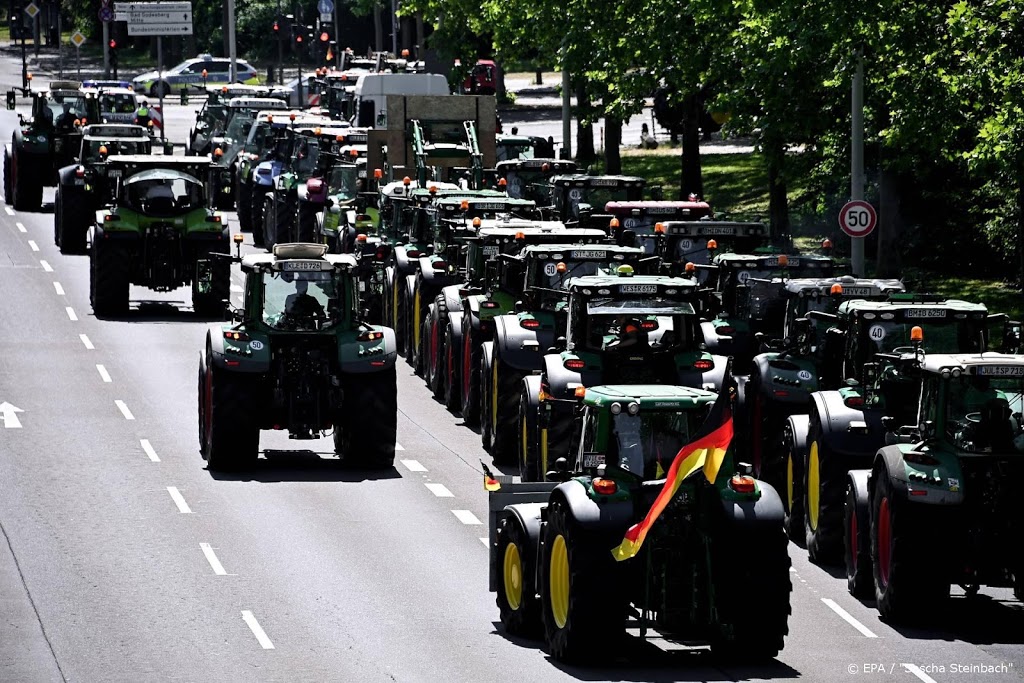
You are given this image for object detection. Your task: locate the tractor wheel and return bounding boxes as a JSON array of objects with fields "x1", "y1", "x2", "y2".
[
  {"x1": 461, "y1": 320, "x2": 481, "y2": 427},
  {"x1": 540, "y1": 497, "x2": 625, "y2": 662},
  {"x1": 804, "y1": 412, "x2": 843, "y2": 564},
  {"x1": 518, "y1": 393, "x2": 541, "y2": 482},
  {"x1": 13, "y1": 149, "x2": 42, "y2": 211},
  {"x1": 89, "y1": 236, "x2": 130, "y2": 316},
  {"x1": 250, "y1": 186, "x2": 269, "y2": 248},
  {"x1": 237, "y1": 181, "x2": 253, "y2": 232},
  {"x1": 782, "y1": 425, "x2": 805, "y2": 545},
  {"x1": 442, "y1": 320, "x2": 461, "y2": 410},
  {"x1": 427, "y1": 295, "x2": 448, "y2": 399},
  {"x1": 336, "y1": 368, "x2": 397, "y2": 468},
  {"x1": 296, "y1": 201, "x2": 317, "y2": 243},
  {"x1": 56, "y1": 187, "x2": 88, "y2": 254},
  {"x1": 199, "y1": 350, "x2": 260, "y2": 471},
  {"x1": 490, "y1": 345, "x2": 525, "y2": 465},
  {"x1": 709, "y1": 516, "x2": 791, "y2": 661},
  {"x1": 192, "y1": 246, "x2": 230, "y2": 317},
  {"x1": 844, "y1": 481, "x2": 873, "y2": 599},
  {"x1": 496, "y1": 516, "x2": 541, "y2": 637},
  {"x1": 871, "y1": 471, "x2": 948, "y2": 622}
]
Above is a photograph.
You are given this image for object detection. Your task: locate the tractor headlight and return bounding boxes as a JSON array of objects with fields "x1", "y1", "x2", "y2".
[{"x1": 609, "y1": 402, "x2": 622, "y2": 415}]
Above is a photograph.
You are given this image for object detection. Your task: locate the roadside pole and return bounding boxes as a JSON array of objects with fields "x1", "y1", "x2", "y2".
[{"x1": 851, "y1": 50, "x2": 865, "y2": 276}]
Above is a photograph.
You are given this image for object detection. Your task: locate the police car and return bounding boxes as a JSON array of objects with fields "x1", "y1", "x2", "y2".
[
  {"x1": 131, "y1": 54, "x2": 260, "y2": 97},
  {"x1": 82, "y1": 80, "x2": 139, "y2": 124}
]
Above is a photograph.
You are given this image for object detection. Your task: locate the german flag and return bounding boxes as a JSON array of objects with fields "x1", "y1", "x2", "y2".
[{"x1": 611, "y1": 390, "x2": 734, "y2": 561}]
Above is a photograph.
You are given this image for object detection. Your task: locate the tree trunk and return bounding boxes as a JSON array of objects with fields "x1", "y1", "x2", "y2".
[
  {"x1": 374, "y1": 4, "x2": 384, "y2": 54},
  {"x1": 876, "y1": 166, "x2": 903, "y2": 278},
  {"x1": 765, "y1": 136, "x2": 789, "y2": 245},
  {"x1": 679, "y1": 94, "x2": 703, "y2": 199},
  {"x1": 575, "y1": 80, "x2": 595, "y2": 168},
  {"x1": 604, "y1": 117, "x2": 622, "y2": 174}
]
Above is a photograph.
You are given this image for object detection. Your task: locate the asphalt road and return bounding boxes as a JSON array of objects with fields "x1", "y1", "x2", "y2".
[{"x1": 1, "y1": 55, "x2": 1023, "y2": 682}]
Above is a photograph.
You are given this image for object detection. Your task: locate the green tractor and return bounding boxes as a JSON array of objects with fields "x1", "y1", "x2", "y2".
[
  {"x1": 5, "y1": 80, "x2": 101, "y2": 210},
  {"x1": 89, "y1": 155, "x2": 230, "y2": 317},
  {"x1": 488, "y1": 384, "x2": 791, "y2": 661},
  {"x1": 198, "y1": 242, "x2": 398, "y2": 471},
  {"x1": 844, "y1": 352, "x2": 1024, "y2": 619}
]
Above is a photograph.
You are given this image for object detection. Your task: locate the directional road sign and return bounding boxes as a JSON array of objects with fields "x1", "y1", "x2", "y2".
[
  {"x1": 839, "y1": 199, "x2": 877, "y2": 238},
  {"x1": 70, "y1": 31, "x2": 86, "y2": 48}
]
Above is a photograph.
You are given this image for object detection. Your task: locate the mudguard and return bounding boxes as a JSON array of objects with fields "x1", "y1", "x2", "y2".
[
  {"x1": 492, "y1": 314, "x2": 547, "y2": 372},
  {"x1": 552, "y1": 479, "x2": 632, "y2": 540},
  {"x1": 340, "y1": 326, "x2": 398, "y2": 373},
  {"x1": 490, "y1": 502, "x2": 547, "y2": 592},
  {"x1": 812, "y1": 391, "x2": 884, "y2": 460},
  {"x1": 753, "y1": 352, "x2": 819, "y2": 406},
  {"x1": 205, "y1": 328, "x2": 270, "y2": 373},
  {"x1": 719, "y1": 480, "x2": 786, "y2": 531}
]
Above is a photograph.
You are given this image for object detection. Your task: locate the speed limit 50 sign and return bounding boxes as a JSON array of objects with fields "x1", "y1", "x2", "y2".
[{"x1": 839, "y1": 200, "x2": 877, "y2": 238}]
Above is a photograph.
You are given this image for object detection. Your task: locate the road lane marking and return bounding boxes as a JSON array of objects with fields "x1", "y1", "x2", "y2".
[
  {"x1": 425, "y1": 483, "x2": 453, "y2": 497},
  {"x1": 479, "y1": 537, "x2": 488, "y2": 548},
  {"x1": 395, "y1": 442, "x2": 405, "y2": 451},
  {"x1": 114, "y1": 400, "x2": 135, "y2": 420},
  {"x1": 79, "y1": 334, "x2": 94, "y2": 349},
  {"x1": 821, "y1": 598, "x2": 877, "y2": 638},
  {"x1": 66, "y1": 307, "x2": 78, "y2": 321},
  {"x1": 230, "y1": 284, "x2": 243, "y2": 292},
  {"x1": 96, "y1": 364, "x2": 112, "y2": 382},
  {"x1": 241, "y1": 611, "x2": 274, "y2": 649},
  {"x1": 16, "y1": 221, "x2": 26, "y2": 233},
  {"x1": 27, "y1": 240, "x2": 38, "y2": 251},
  {"x1": 167, "y1": 487, "x2": 193, "y2": 513},
  {"x1": 451, "y1": 510, "x2": 481, "y2": 525},
  {"x1": 5, "y1": 206, "x2": 14, "y2": 215},
  {"x1": 40, "y1": 260, "x2": 52, "y2": 272},
  {"x1": 901, "y1": 664, "x2": 938, "y2": 683},
  {"x1": 199, "y1": 543, "x2": 228, "y2": 575},
  {"x1": 53, "y1": 281, "x2": 64, "y2": 295},
  {"x1": 140, "y1": 439, "x2": 160, "y2": 462},
  {"x1": 401, "y1": 459, "x2": 427, "y2": 472}
]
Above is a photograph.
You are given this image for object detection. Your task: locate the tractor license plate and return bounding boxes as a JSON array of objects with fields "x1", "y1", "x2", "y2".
[
  {"x1": 842, "y1": 287, "x2": 872, "y2": 296},
  {"x1": 571, "y1": 250, "x2": 606, "y2": 259},
  {"x1": 976, "y1": 365, "x2": 1024, "y2": 376},
  {"x1": 905, "y1": 308, "x2": 946, "y2": 318},
  {"x1": 619, "y1": 284, "x2": 657, "y2": 294}
]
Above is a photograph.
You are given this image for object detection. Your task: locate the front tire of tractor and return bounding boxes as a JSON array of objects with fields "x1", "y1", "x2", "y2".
[
  {"x1": 804, "y1": 412, "x2": 843, "y2": 564},
  {"x1": 844, "y1": 481, "x2": 874, "y2": 599},
  {"x1": 540, "y1": 497, "x2": 625, "y2": 662},
  {"x1": 871, "y1": 471, "x2": 949, "y2": 623},
  {"x1": 89, "y1": 236, "x2": 130, "y2": 317},
  {"x1": 710, "y1": 513, "x2": 791, "y2": 662},
  {"x1": 199, "y1": 351, "x2": 261, "y2": 471},
  {"x1": 460, "y1": 320, "x2": 481, "y2": 427},
  {"x1": 56, "y1": 187, "x2": 88, "y2": 254},
  {"x1": 496, "y1": 516, "x2": 541, "y2": 637},
  {"x1": 490, "y1": 345, "x2": 524, "y2": 465},
  {"x1": 336, "y1": 368, "x2": 398, "y2": 468}
]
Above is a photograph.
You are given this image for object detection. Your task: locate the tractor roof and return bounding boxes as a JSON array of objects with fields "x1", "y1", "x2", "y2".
[
  {"x1": 657, "y1": 220, "x2": 767, "y2": 237},
  {"x1": 917, "y1": 353, "x2": 1024, "y2": 376},
  {"x1": 784, "y1": 275, "x2": 904, "y2": 296},
  {"x1": 549, "y1": 174, "x2": 646, "y2": 187},
  {"x1": 582, "y1": 384, "x2": 718, "y2": 409},
  {"x1": 837, "y1": 297, "x2": 988, "y2": 317},
  {"x1": 241, "y1": 243, "x2": 358, "y2": 272}
]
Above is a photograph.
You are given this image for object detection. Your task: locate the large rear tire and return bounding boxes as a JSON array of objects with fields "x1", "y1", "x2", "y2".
[
  {"x1": 199, "y1": 351, "x2": 261, "y2": 471},
  {"x1": 496, "y1": 516, "x2": 541, "y2": 637},
  {"x1": 56, "y1": 187, "x2": 89, "y2": 254},
  {"x1": 89, "y1": 236, "x2": 130, "y2": 316},
  {"x1": 336, "y1": 368, "x2": 397, "y2": 468},
  {"x1": 461, "y1": 318, "x2": 481, "y2": 427}
]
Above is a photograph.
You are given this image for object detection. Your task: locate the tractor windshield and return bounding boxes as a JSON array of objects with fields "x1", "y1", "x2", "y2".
[
  {"x1": 610, "y1": 409, "x2": 707, "y2": 480},
  {"x1": 123, "y1": 172, "x2": 205, "y2": 216},
  {"x1": 261, "y1": 270, "x2": 342, "y2": 331},
  {"x1": 945, "y1": 374, "x2": 1024, "y2": 453},
  {"x1": 861, "y1": 319, "x2": 983, "y2": 355}
]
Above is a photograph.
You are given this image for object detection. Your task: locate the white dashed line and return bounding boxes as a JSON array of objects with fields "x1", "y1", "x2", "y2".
[
  {"x1": 451, "y1": 510, "x2": 482, "y2": 525},
  {"x1": 140, "y1": 439, "x2": 160, "y2": 462},
  {"x1": 199, "y1": 543, "x2": 228, "y2": 575},
  {"x1": 16, "y1": 221, "x2": 26, "y2": 233},
  {"x1": 395, "y1": 442, "x2": 405, "y2": 451},
  {"x1": 479, "y1": 537, "x2": 488, "y2": 548},
  {"x1": 425, "y1": 483, "x2": 453, "y2": 497},
  {"x1": 230, "y1": 284, "x2": 243, "y2": 292},
  {"x1": 53, "y1": 281, "x2": 64, "y2": 295},
  {"x1": 79, "y1": 333, "x2": 94, "y2": 349},
  {"x1": 241, "y1": 611, "x2": 274, "y2": 649},
  {"x1": 401, "y1": 459, "x2": 427, "y2": 472},
  {"x1": 901, "y1": 664, "x2": 939, "y2": 683},
  {"x1": 40, "y1": 260, "x2": 53, "y2": 272},
  {"x1": 114, "y1": 400, "x2": 135, "y2": 420},
  {"x1": 166, "y1": 487, "x2": 193, "y2": 513},
  {"x1": 96, "y1": 364, "x2": 112, "y2": 382},
  {"x1": 27, "y1": 240, "x2": 38, "y2": 251},
  {"x1": 66, "y1": 307, "x2": 78, "y2": 321},
  {"x1": 821, "y1": 598, "x2": 877, "y2": 638},
  {"x1": 5, "y1": 206, "x2": 14, "y2": 215}
]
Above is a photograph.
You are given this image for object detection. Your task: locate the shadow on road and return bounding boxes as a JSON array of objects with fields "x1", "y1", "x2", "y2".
[{"x1": 207, "y1": 449, "x2": 401, "y2": 483}]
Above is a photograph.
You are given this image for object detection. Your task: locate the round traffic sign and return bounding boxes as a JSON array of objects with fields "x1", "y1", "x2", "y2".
[{"x1": 839, "y1": 200, "x2": 877, "y2": 238}]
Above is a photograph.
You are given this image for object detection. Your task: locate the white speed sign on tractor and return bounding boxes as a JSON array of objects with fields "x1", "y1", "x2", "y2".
[{"x1": 839, "y1": 200, "x2": 877, "y2": 238}]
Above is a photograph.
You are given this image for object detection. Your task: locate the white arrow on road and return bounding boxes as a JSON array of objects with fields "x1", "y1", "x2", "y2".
[{"x1": 0, "y1": 402, "x2": 24, "y2": 429}]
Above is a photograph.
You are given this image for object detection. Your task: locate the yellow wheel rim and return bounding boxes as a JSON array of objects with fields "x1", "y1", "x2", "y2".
[
  {"x1": 549, "y1": 534, "x2": 569, "y2": 628},
  {"x1": 786, "y1": 452, "x2": 794, "y2": 513},
  {"x1": 808, "y1": 441, "x2": 820, "y2": 531},
  {"x1": 491, "y1": 356, "x2": 499, "y2": 435},
  {"x1": 503, "y1": 541, "x2": 523, "y2": 611}
]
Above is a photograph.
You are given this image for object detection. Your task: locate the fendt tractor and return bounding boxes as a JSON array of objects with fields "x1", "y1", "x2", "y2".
[
  {"x1": 843, "y1": 351, "x2": 1024, "y2": 619},
  {"x1": 88, "y1": 156, "x2": 230, "y2": 317},
  {"x1": 744, "y1": 277, "x2": 905, "y2": 496},
  {"x1": 517, "y1": 269, "x2": 729, "y2": 479},
  {"x1": 5, "y1": 80, "x2": 101, "y2": 210},
  {"x1": 488, "y1": 385, "x2": 791, "y2": 662},
  {"x1": 782, "y1": 297, "x2": 996, "y2": 562},
  {"x1": 198, "y1": 242, "x2": 398, "y2": 471},
  {"x1": 54, "y1": 123, "x2": 152, "y2": 254}
]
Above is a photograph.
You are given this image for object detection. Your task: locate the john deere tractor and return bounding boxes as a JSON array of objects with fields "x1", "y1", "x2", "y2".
[
  {"x1": 843, "y1": 352, "x2": 1024, "y2": 619},
  {"x1": 88, "y1": 156, "x2": 230, "y2": 317},
  {"x1": 198, "y1": 242, "x2": 398, "y2": 471},
  {"x1": 488, "y1": 385, "x2": 791, "y2": 662}
]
